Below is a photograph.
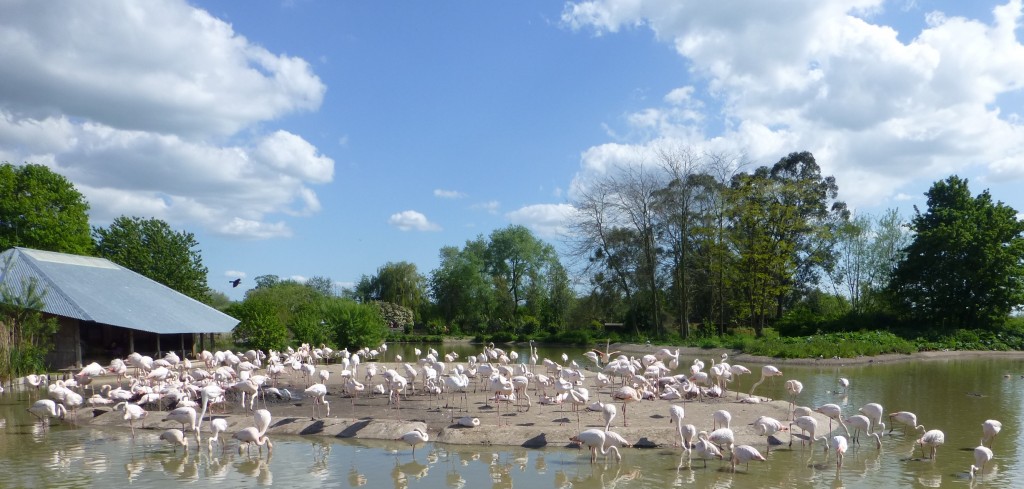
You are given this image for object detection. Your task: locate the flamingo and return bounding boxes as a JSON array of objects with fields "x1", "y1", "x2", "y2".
[
  {"x1": 233, "y1": 426, "x2": 273, "y2": 456},
  {"x1": 790, "y1": 415, "x2": 830, "y2": 451},
  {"x1": 693, "y1": 431, "x2": 724, "y2": 468},
  {"x1": 837, "y1": 377, "x2": 850, "y2": 394},
  {"x1": 712, "y1": 409, "x2": 732, "y2": 430},
  {"x1": 668, "y1": 405, "x2": 685, "y2": 446},
  {"x1": 859, "y1": 402, "x2": 886, "y2": 434},
  {"x1": 844, "y1": 414, "x2": 882, "y2": 448},
  {"x1": 915, "y1": 429, "x2": 945, "y2": 460},
  {"x1": 612, "y1": 386, "x2": 640, "y2": 427},
  {"x1": 784, "y1": 380, "x2": 803, "y2": 419},
  {"x1": 981, "y1": 419, "x2": 1002, "y2": 448},
  {"x1": 305, "y1": 383, "x2": 330, "y2": 418},
  {"x1": 730, "y1": 445, "x2": 766, "y2": 472},
  {"x1": 602, "y1": 403, "x2": 617, "y2": 431},
  {"x1": 708, "y1": 428, "x2": 735, "y2": 454},
  {"x1": 398, "y1": 428, "x2": 429, "y2": 458},
  {"x1": 753, "y1": 415, "x2": 786, "y2": 453},
  {"x1": 888, "y1": 411, "x2": 925, "y2": 435},
  {"x1": 814, "y1": 403, "x2": 849, "y2": 436},
  {"x1": 159, "y1": 429, "x2": 189, "y2": 452},
  {"x1": 749, "y1": 365, "x2": 782, "y2": 400},
  {"x1": 162, "y1": 407, "x2": 199, "y2": 442},
  {"x1": 113, "y1": 401, "x2": 147, "y2": 439},
  {"x1": 831, "y1": 435, "x2": 848, "y2": 471},
  {"x1": 27, "y1": 399, "x2": 66, "y2": 423},
  {"x1": 969, "y1": 445, "x2": 994, "y2": 479},
  {"x1": 208, "y1": 418, "x2": 229, "y2": 452},
  {"x1": 456, "y1": 416, "x2": 480, "y2": 428},
  {"x1": 570, "y1": 429, "x2": 621, "y2": 463},
  {"x1": 254, "y1": 408, "x2": 272, "y2": 435}
]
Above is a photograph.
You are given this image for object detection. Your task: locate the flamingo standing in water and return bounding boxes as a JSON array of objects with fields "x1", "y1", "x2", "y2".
[
  {"x1": 888, "y1": 411, "x2": 925, "y2": 435},
  {"x1": 831, "y1": 435, "x2": 848, "y2": 472},
  {"x1": 27, "y1": 399, "x2": 66, "y2": 423},
  {"x1": 749, "y1": 365, "x2": 782, "y2": 400},
  {"x1": 160, "y1": 429, "x2": 189, "y2": 453},
  {"x1": 730, "y1": 445, "x2": 766, "y2": 472},
  {"x1": 969, "y1": 445, "x2": 994, "y2": 479},
  {"x1": 859, "y1": 402, "x2": 886, "y2": 434},
  {"x1": 693, "y1": 431, "x2": 724, "y2": 468},
  {"x1": 397, "y1": 428, "x2": 429, "y2": 459},
  {"x1": 981, "y1": 419, "x2": 1002, "y2": 448},
  {"x1": 570, "y1": 429, "x2": 621, "y2": 464},
  {"x1": 814, "y1": 403, "x2": 849, "y2": 436},
  {"x1": 915, "y1": 429, "x2": 945, "y2": 460},
  {"x1": 790, "y1": 415, "x2": 830, "y2": 452}
]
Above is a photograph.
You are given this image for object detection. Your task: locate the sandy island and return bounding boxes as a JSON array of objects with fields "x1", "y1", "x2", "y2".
[{"x1": 74, "y1": 344, "x2": 1024, "y2": 449}]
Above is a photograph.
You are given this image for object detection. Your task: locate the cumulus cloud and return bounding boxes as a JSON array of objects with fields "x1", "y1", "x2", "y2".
[
  {"x1": 0, "y1": 0, "x2": 331, "y2": 239},
  {"x1": 507, "y1": 204, "x2": 578, "y2": 238},
  {"x1": 388, "y1": 210, "x2": 442, "y2": 231},
  {"x1": 562, "y1": 0, "x2": 1024, "y2": 210}
]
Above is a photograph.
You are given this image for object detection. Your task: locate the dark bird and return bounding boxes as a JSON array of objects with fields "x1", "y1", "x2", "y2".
[{"x1": 230, "y1": 278, "x2": 242, "y2": 288}]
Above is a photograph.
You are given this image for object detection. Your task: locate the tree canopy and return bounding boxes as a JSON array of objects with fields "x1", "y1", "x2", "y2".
[
  {"x1": 93, "y1": 216, "x2": 210, "y2": 302},
  {"x1": 887, "y1": 176, "x2": 1024, "y2": 330},
  {"x1": 0, "y1": 162, "x2": 92, "y2": 255}
]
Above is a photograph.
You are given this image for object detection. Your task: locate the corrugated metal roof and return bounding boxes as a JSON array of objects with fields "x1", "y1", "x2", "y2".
[{"x1": 0, "y1": 247, "x2": 238, "y2": 334}]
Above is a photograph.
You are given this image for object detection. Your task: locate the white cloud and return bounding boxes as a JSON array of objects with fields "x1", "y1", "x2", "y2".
[
  {"x1": 562, "y1": 0, "x2": 1024, "y2": 211},
  {"x1": 388, "y1": 210, "x2": 442, "y2": 232},
  {"x1": 434, "y1": 189, "x2": 466, "y2": 199},
  {"x1": 471, "y1": 200, "x2": 501, "y2": 214},
  {"x1": 225, "y1": 270, "x2": 247, "y2": 278},
  {"x1": 0, "y1": 0, "x2": 331, "y2": 239},
  {"x1": 507, "y1": 203, "x2": 578, "y2": 238}
]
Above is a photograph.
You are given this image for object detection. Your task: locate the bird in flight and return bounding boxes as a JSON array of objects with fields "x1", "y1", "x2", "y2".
[{"x1": 230, "y1": 278, "x2": 242, "y2": 288}]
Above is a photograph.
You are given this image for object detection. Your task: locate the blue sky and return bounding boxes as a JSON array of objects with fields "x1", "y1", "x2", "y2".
[{"x1": 2, "y1": 0, "x2": 1023, "y2": 301}]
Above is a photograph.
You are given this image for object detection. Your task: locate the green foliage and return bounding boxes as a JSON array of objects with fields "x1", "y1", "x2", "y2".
[
  {"x1": 228, "y1": 298, "x2": 288, "y2": 351},
  {"x1": 93, "y1": 216, "x2": 209, "y2": 302},
  {"x1": 357, "y1": 262, "x2": 427, "y2": 320},
  {"x1": 0, "y1": 162, "x2": 93, "y2": 254},
  {"x1": 888, "y1": 176, "x2": 1024, "y2": 331},
  {"x1": 289, "y1": 309, "x2": 334, "y2": 347},
  {"x1": 0, "y1": 255, "x2": 60, "y2": 379},
  {"x1": 737, "y1": 331, "x2": 917, "y2": 358},
  {"x1": 321, "y1": 297, "x2": 387, "y2": 349}
]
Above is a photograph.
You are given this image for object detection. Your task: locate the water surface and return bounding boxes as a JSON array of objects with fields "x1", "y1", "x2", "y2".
[{"x1": 2, "y1": 352, "x2": 1021, "y2": 488}]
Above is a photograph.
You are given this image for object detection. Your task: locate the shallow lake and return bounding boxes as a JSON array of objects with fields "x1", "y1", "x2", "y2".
[{"x1": 1, "y1": 348, "x2": 1022, "y2": 488}]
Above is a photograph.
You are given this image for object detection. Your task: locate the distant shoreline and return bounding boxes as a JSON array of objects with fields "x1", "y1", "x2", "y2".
[{"x1": 607, "y1": 343, "x2": 1024, "y2": 366}]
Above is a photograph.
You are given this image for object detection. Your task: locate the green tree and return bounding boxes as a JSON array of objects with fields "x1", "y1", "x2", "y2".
[
  {"x1": 485, "y1": 225, "x2": 553, "y2": 317},
  {"x1": 0, "y1": 162, "x2": 92, "y2": 254},
  {"x1": 305, "y1": 276, "x2": 336, "y2": 297},
  {"x1": 0, "y1": 255, "x2": 59, "y2": 378},
  {"x1": 228, "y1": 296, "x2": 288, "y2": 351},
  {"x1": 768, "y1": 152, "x2": 849, "y2": 315},
  {"x1": 429, "y1": 242, "x2": 492, "y2": 333},
  {"x1": 888, "y1": 176, "x2": 1024, "y2": 330},
  {"x1": 321, "y1": 297, "x2": 387, "y2": 349},
  {"x1": 93, "y1": 216, "x2": 209, "y2": 302},
  {"x1": 727, "y1": 168, "x2": 797, "y2": 335}
]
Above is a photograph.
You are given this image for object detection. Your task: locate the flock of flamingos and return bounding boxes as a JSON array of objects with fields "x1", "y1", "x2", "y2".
[{"x1": 8, "y1": 341, "x2": 1006, "y2": 480}]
